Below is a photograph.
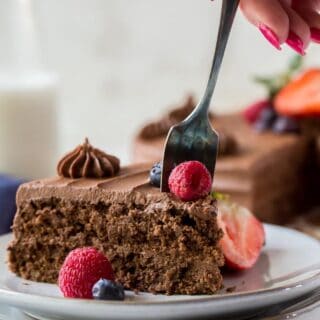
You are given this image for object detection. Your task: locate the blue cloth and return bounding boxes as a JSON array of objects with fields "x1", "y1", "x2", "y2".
[{"x1": 0, "y1": 175, "x2": 25, "y2": 235}]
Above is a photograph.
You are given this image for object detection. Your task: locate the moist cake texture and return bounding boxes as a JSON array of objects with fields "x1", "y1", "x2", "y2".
[{"x1": 8, "y1": 164, "x2": 224, "y2": 295}]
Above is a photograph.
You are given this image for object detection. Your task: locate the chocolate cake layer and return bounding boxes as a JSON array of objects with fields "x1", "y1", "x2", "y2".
[
  {"x1": 8, "y1": 164, "x2": 224, "y2": 295},
  {"x1": 133, "y1": 114, "x2": 311, "y2": 224}
]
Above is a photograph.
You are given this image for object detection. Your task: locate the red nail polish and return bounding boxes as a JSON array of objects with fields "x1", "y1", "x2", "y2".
[
  {"x1": 286, "y1": 31, "x2": 305, "y2": 55},
  {"x1": 259, "y1": 24, "x2": 282, "y2": 50},
  {"x1": 311, "y1": 28, "x2": 320, "y2": 43}
]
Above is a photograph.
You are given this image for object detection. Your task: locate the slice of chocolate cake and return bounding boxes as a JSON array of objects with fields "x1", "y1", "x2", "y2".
[{"x1": 8, "y1": 141, "x2": 224, "y2": 295}]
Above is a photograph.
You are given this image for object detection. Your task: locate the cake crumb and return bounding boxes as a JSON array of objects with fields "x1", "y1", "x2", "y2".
[{"x1": 226, "y1": 286, "x2": 236, "y2": 293}]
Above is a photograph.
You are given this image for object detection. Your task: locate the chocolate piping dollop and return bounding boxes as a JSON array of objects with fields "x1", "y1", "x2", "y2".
[
  {"x1": 57, "y1": 138, "x2": 120, "y2": 178},
  {"x1": 138, "y1": 95, "x2": 238, "y2": 156},
  {"x1": 139, "y1": 95, "x2": 214, "y2": 139}
]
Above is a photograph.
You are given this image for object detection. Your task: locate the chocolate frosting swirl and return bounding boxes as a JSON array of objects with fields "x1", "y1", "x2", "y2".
[
  {"x1": 57, "y1": 138, "x2": 120, "y2": 178},
  {"x1": 137, "y1": 95, "x2": 238, "y2": 156},
  {"x1": 139, "y1": 95, "x2": 215, "y2": 139}
]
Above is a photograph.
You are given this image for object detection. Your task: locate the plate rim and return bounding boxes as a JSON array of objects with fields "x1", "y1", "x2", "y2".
[{"x1": 1, "y1": 270, "x2": 320, "y2": 306}]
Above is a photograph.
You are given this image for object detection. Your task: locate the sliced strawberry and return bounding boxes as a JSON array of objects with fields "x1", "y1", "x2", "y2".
[
  {"x1": 242, "y1": 99, "x2": 271, "y2": 124},
  {"x1": 217, "y1": 200, "x2": 265, "y2": 270},
  {"x1": 275, "y1": 69, "x2": 320, "y2": 116}
]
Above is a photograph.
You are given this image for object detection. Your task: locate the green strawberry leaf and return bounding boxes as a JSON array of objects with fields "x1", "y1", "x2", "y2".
[
  {"x1": 253, "y1": 55, "x2": 303, "y2": 98},
  {"x1": 288, "y1": 55, "x2": 303, "y2": 75}
]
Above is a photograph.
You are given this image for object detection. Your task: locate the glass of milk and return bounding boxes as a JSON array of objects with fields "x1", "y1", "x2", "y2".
[{"x1": 0, "y1": 0, "x2": 58, "y2": 179}]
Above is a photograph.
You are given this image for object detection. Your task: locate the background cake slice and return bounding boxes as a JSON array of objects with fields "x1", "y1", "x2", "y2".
[
  {"x1": 133, "y1": 98, "x2": 312, "y2": 224},
  {"x1": 8, "y1": 151, "x2": 224, "y2": 295}
]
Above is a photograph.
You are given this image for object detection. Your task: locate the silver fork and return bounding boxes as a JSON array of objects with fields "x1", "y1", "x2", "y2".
[{"x1": 161, "y1": 0, "x2": 240, "y2": 192}]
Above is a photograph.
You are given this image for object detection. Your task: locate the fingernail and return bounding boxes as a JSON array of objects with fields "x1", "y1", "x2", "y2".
[
  {"x1": 286, "y1": 31, "x2": 306, "y2": 55},
  {"x1": 310, "y1": 28, "x2": 320, "y2": 43},
  {"x1": 259, "y1": 24, "x2": 282, "y2": 50}
]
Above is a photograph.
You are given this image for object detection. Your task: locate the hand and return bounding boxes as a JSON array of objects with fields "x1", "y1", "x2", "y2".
[{"x1": 240, "y1": 0, "x2": 320, "y2": 54}]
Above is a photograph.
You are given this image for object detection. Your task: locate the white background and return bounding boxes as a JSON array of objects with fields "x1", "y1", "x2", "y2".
[{"x1": 2, "y1": 0, "x2": 320, "y2": 166}]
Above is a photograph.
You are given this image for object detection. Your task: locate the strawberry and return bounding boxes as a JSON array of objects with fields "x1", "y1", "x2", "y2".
[
  {"x1": 275, "y1": 69, "x2": 320, "y2": 116},
  {"x1": 243, "y1": 99, "x2": 271, "y2": 124},
  {"x1": 217, "y1": 200, "x2": 265, "y2": 270}
]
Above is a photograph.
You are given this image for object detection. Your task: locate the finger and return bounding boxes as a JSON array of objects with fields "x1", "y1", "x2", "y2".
[
  {"x1": 240, "y1": 0, "x2": 290, "y2": 49},
  {"x1": 292, "y1": 0, "x2": 320, "y2": 28},
  {"x1": 292, "y1": 0, "x2": 320, "y2": 12},
  {"x1": 280, "y1": 3, "x2": 311, "y2": 54},
  {"x1": 292, "y1": 0, "x2": 320, "y2": 43},
  {"x1": 281, "y1": 0, "x2": 292, "y2": 6}
]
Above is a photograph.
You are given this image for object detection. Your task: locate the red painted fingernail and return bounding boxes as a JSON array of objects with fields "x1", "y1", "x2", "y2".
[
  {"x1": 258, "y1": 24, "x2": 282, "y2": 50},
  {"x1": 310, "y1": 28, "x2": 320, "y2": 43},
  {"x1": 286, "y1": 31, "x2": 305, "y2": 55}
]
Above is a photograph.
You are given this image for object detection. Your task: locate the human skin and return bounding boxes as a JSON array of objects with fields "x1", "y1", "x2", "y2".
[{"x1": 240, "y1": 0, "x2": 320, "y2": 54}]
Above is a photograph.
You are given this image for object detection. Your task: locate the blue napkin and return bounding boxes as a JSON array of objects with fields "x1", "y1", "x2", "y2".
[{"x1": 0, "y1": 175, "x2": 25, "y2": 235}]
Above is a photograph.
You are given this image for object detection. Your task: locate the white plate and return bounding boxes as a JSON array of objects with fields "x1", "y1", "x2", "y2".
[{"x1": 0, "y1": 225, "x2": 320, "y2": 320}]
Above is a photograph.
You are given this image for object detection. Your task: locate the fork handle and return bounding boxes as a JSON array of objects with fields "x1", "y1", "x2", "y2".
[{"x1": 195, "y1": 0, "x2": 240, "y2": 117}]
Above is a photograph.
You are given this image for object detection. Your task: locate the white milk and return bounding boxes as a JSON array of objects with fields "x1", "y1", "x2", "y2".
[
  {"x1": 0, "y1": 0, "x2": 58, "y2": 179},
  {"x1": 0, "y1": 74, "x2": 58, "y2": 179}
]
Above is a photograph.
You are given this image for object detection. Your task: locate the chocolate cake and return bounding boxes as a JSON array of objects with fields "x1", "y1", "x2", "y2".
[
  {"x1": 133, "y1": 98, "x2": 312, "y2": 224},
  {"x1": 8, "y1": 158, "x2": 224, "y2": 295}
]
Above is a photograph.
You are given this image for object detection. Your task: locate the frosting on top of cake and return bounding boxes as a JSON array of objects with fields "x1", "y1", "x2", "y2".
[
  {"x1": 17, "y1": 163, "x2": 218, "y2": 222},
  {"x1": 57, "y1": 138, "x2": 120, "y2": 179},
  {"x1": 17, "y1": 164, "x2": 158, "y2": 203}
]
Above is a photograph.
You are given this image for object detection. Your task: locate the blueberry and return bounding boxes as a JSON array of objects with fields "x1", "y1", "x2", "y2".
[
  {"x1": 149, "y1": 162, "x2": 162, "y2": 187},
  {"x1": 272, "y1": 116, "x2": 300, "y2": 134},
  {"x1": 254, "y1": 107, "x2": 277, "y2": 132},
  {"x1": 92, "y1": 279, "x2": 125, "y2": 301}
]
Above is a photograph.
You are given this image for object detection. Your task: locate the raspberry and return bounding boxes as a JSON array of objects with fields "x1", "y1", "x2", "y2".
[
  {"x1": 168, "y1": 161, "x2": 212, "y2": 201},
  {"x1": 58, "y1": 247, "x2": 114, "y2": 299},
  {"x1": 243, "y1": 99, "x2": 271, "y2": 124}
]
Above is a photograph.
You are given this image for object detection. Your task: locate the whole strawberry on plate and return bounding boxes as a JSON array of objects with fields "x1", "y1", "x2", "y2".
[{"x1": 217, "y1": 199, "x2": 265, "y2": 271}]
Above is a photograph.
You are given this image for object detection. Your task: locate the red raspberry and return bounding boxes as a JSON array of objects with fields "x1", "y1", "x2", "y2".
[
  {"x1": 58, "y1": 247, "x2": 114, "y2": 299},
  {"x1": 168, "y1": 161, "x2": 212, "y2": 201},
  {"x1": 243, "y1": 99, "x2": 271, "y2": 124}
]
